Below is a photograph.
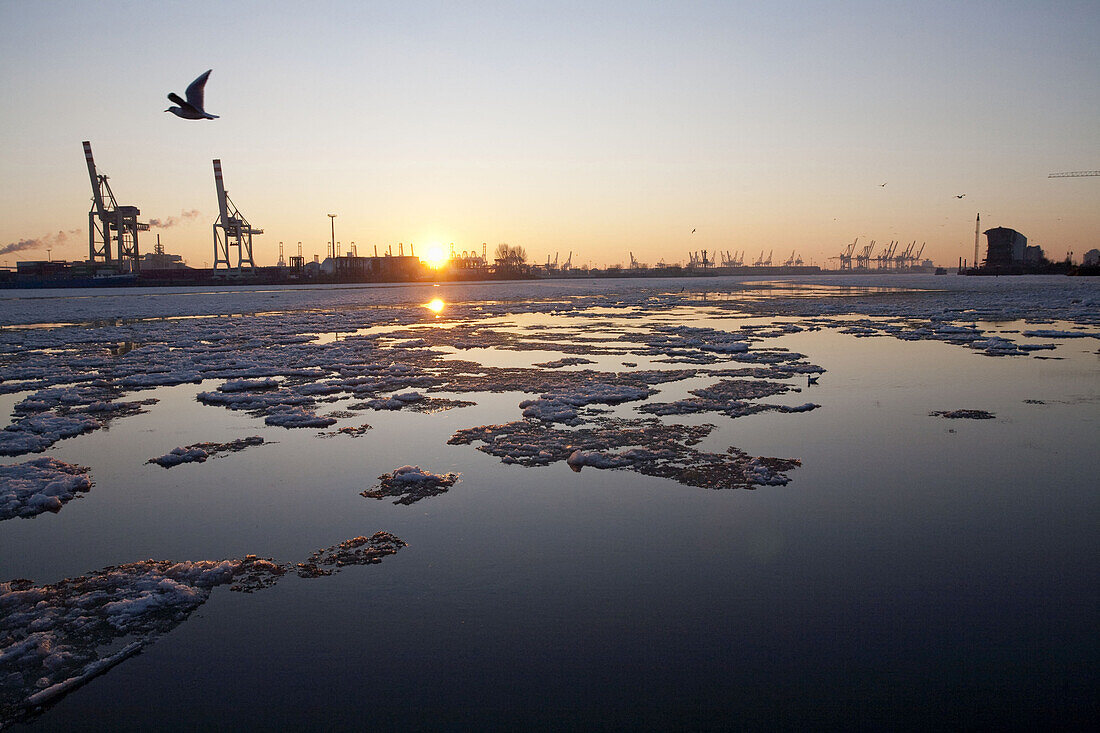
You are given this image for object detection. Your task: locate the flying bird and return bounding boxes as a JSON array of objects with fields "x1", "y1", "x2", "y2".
[
  {"x1": 165, "y1": 70, "x2": 219, "y2": 120},
  {"x1": 879, "y1": 182, "x2": 887, "y2": 187},
  {"x1": 691, "y1": 228, "x2": 696, "y2": 234},
  {"x1": 955, "y1": 194, "x2": 966, "y2": 198}
]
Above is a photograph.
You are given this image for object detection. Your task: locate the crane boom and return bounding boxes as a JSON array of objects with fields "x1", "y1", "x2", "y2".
[
  {"x1": 213, "y1": 159, "x2": 231, "y2": 224},
  {"x1": 82, "y1": 141, "x2": 105, "y2": 217}
]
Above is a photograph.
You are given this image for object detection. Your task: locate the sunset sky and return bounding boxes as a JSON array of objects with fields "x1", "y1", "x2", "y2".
[{"x1": 2, "y1": 0, "x2": 1097, "y2": 268}]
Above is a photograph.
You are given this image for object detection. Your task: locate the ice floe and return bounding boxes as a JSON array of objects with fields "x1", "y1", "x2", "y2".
[
  {"x1": 147, "y1": 436, "x2": 265, "y2": 468},
  {"x1": 0, "y1": 413, "x2": 100, "y2": 456},
  {"x1": 450, "y1": 417, "x2": 800, "y2": 489},
  {"x1": 533, "y1": 356, "x2": 598, "y2": 368},
  {"x1": 519, "y1": 383, "x2": 653, "y2": 425},
  {"x1": 0, "y1": 533, "x2": 405, "y2": 728},
  {"x1": 263, "y1": 407, "x2": 338, "y2": 428},
  {"x1": 0, "y1": 458, "x2": 92, "y2": 520},
  {"x1": 640, "y1": 378, "x2": 810, "y2": 418},
  {"x1": 930, "y1": 409, "x2": 996, "y2": 420},
  {"x1": 295, "y1": 531, "x2": 408, "y2": 577},
  {"x1": 361, "y1": 466, "x2": 461, "y2": 504},
  {"x1": 217, "y1": 377, "x2": 280, "y2": 392}
]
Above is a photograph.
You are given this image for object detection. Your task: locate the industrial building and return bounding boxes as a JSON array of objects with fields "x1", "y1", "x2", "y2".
[
  {"x1": 317, "y1": 254, "x2": 426, "y2": 281},
  {"x1": 983, "y1": 227, "x2": 1045, "y2": 269}
]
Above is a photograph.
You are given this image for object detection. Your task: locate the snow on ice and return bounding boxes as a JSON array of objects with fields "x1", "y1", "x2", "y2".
[
  {"x1": 0, "y1": 458, "x2": 92, "y2": 520},
  {"x1": 361, "y1": 466, "x2": 461, "y2": 504},
  {"x1": 0, "y1": 533, "x2": 405, "y2": 728}
]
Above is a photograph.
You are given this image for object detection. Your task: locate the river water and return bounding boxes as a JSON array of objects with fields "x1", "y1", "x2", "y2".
[{"x1": 1, "y1": 275, "x2": 1097, "y2": 729}]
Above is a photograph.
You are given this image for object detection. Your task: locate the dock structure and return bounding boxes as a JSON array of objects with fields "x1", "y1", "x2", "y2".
[
  {"x1": 212, "y1": 159, "x2": 262, "y2": 272},
  {"x1": 83, "y1": 141, "x2": 148, "y2": 273}
]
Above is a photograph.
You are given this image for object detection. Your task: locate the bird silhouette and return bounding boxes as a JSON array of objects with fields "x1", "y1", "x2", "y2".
[
  {"x1": 691, "y1": 228, "x2": 696, "y2": 234},
  {"x1": 879, "y1": 182, "x2": 887, "y2": 187},
  {"x1": 166, "y1": 70, "x2": 218, "y2": 120},
  {"x1": 955, "y1": 194, "x2": 966, "y2": 198}
]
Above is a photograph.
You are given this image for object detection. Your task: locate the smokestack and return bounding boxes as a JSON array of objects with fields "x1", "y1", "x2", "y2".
[{"x1": 974, "y1": 213, "x2": 980, "y2": 269}]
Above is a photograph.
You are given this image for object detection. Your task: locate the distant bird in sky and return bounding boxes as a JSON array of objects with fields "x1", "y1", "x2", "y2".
[
  {"x1": 955, "y1": 194, "x2": 966, "y2": 198},
  {"x1": 165, "y1": 70, "x2": 218, "y2": 120},
  {"x1": 691, "y1": 228, "x2": 696, "y2": 234},
  {"x1": 879, "y1": 182, "x2": 887, "y2": 187}
]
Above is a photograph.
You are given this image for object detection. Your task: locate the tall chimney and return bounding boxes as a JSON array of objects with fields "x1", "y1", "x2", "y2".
[{"x1": 974, "y1": 213, "x2": 980, "y2": 269}]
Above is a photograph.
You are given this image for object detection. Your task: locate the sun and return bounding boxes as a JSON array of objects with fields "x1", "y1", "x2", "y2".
[{"x1": 422, "y1": 243, "x2": 448, "y2": 269}]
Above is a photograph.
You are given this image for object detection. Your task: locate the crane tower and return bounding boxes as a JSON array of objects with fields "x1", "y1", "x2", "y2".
[
  {"x1": 212, "y1": 159, "x2": 263, "y2": 271},
  {"x1": 83, "y1": 141, "x2": 149, "y2": 272}
]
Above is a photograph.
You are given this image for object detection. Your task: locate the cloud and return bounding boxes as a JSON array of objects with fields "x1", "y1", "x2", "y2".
[
  {"x1": 148, "y1": 209, "x2": 201, "y2": 229},
  {"x1": 0, "y1": 229, "x2": 82, "y2": 257}
]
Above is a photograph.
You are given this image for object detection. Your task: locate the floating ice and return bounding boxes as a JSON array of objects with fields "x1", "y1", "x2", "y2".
[
  {"x1": 320, "y1": 423, "x2": 372, "y2": 438},
  {"x1": 263, "y1": 407, "x2": 337, "y2": 428},
  {"x1": 0, "y1": 413, "x2": 101, "y2": 456},
  {"x1": 197, "y1": 388, "x2": 312, "y2": 412},
  {"x1": 148, "y1": 436, "x2": 265, "y2": 468},
  {"x1": 0, "y1": 555, "x2": 285, "y2": 726},
  {"x1": 534, "y1": 357, "x2": 598, "y2": 368},
  {"x1": 295, "y1": 531, "x2": 408, "y2": 576},
  {"x1": 930, "y1": 409, "x2": 996, "y2": 420},
  {"x1": 217, "y1": 377, "x2": 280, "y2": 392},
  {"x1": 0, "y1": 458, "x2": 92, "y2": 520},
  {"x1": 519, "y1": 383, "x2": 653, "y2": 425},
  {"x1": 641, "y1": 378, "x2": 797, "y2": 418},
  {"x1": 1021, "y1": 329, "x2": 1099, "y2": 339},
  {"x1": 0, "y1": 533, "x2": 405, "y2": 727},
  {"x1": 361, "y1": 466, "x2": 461, "y2": 504},
  {"x1": 450, "y1": 417, "x2": 800, "y2": 489}
]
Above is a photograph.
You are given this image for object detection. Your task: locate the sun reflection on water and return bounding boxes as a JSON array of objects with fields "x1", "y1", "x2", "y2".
[{"x1": 426, "y1": 298, "x2": 445, "y2": 314}]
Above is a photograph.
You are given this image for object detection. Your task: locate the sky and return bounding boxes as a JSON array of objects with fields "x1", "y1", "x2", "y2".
[{"x1": 1, "y1": 0, "x2": 1098, "y2": 269}]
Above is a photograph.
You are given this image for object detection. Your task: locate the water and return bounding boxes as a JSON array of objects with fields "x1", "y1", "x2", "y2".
[{"x1": 1, "y1": 275, "x2": 1097, "y2": 729}]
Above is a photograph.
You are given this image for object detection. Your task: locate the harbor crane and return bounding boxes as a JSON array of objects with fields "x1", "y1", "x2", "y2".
[
  {"x1": 895, "y1": 242, "x2": 915, "y2": 269},
  {"x1": 721, "y1": 250, "x2": 743, "y2": 267},
  {"x1": 83, "y1": 141, "x2": 149, "y2": 271},
  {"x1": 855, "y1": 240, "x2": 875, "y2": 269},
  {"x1": 212, "y1": 159, "x2": 263, "y2": 271},
  {"x1": 829, "y1": 238, "x2": 857, "y2": 270},
  {"x1": 876, "y1": 241, "x2": 898, "y2": 269},
  {"x1": 688, "y1": 251, "x2": 711, "y2": 268}
]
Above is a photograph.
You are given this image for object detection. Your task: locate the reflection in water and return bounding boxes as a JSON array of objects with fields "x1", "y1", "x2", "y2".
[
  {"x1": 108, "y1": 341, "x2": 139, "y2": 357},
  {"x1": 426, "y1": 298, "x2": 445, "y2": 314}
]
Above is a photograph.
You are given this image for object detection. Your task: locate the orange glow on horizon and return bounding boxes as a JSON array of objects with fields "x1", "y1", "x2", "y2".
[{"x1": 422, "y1": 244, "x2": 448, "y2": 269}]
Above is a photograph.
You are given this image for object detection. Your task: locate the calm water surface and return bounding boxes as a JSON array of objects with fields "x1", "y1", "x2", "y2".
[{"x1": 1, "y1": 276, "x2": 1097, "y2": 730}]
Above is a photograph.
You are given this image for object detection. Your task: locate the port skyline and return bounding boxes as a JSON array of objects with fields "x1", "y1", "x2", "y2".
[{"x1": 2, "y1": 1, "x2": 1097, "y2": 269}]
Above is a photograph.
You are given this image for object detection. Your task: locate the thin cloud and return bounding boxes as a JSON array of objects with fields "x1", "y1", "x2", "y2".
[
  {"x1": 148, "y1": 209, "x2": 201, "y2": 229},
  {"x1": 0, "y1": 229, "x2": 81, "y2": 257}
]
